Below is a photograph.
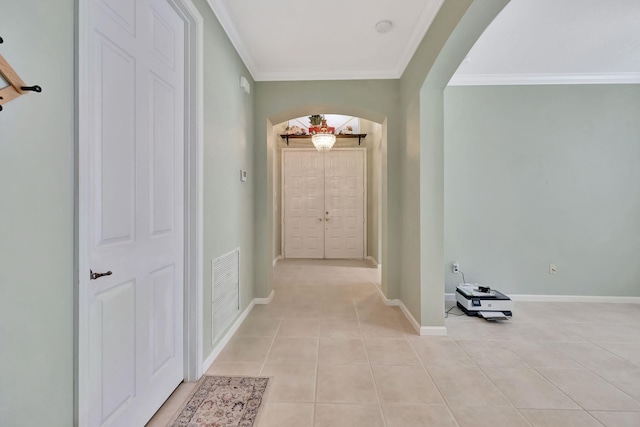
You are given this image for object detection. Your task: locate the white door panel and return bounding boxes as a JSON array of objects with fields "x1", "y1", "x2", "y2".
[
  {"x1": 85, "y1": 0, "x2": 185, "y2": 425},
  {"x1": 325, "y1": 151, "x2": 365, "y2": 259},
  {"x1": 283, "y1": 151, "x2": 325, "y2": 258},
  {"x1": 92, "y1": 280, "x2": 136, "y2": 423},
  {"x1": 282, "y1": 149, "x2": 365, "y2": 260}
]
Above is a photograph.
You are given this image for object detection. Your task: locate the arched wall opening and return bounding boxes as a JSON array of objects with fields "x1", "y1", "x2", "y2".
[
  {"x1": 261, "y1": 106, "x2": 388, "y2": 301},
  {"x1": 253, "y1": 80, "x2": 402, "y2": 306},
  {"x1": 443, "y1": 5, "x2": 640, "y2": 300},
  {"x1": 252, "y1": 1, "x2": 511, "y2": 331},
  {"x1": 270, "y1": 113, "x2": 384, "y2": 269},
  {"x1": 404, "y1": 0, "x2": 511, "y2": 329}
]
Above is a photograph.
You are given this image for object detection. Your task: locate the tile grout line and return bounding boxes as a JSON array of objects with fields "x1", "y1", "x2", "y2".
[
  {"x1": 258, "y1": 318, "x2": 284, "y2": 377},
  {"x1": 459, "y1": 341, "x2": 576, "y2": 425},
  {"x1": 513, "y1": 408, "x2": 536, "y2": 427},
  {"x1": 313, "y1": 296, "x2": 323, "y2": 426},
  {"x1": 404, "y1": 336, "x2": 461, "y2": 426},
  {"x1": 313, "y1": 304, "x2": 321, "y2": 427},
  {"x1": 453, "y1": 339, "x2": 525, "y2": 411},
  {"x1": 448, "y1": 319, "x2": 588, "y2": 417},
  {"x1": 541, "y1": 340, "x2": 640, "y2": 409},
  {"x1": 356, "y1": 286, "x2": 389, "y2": 427},
  {"x1": 579, "y1": 339, "x2": 640, "y2": 406}
]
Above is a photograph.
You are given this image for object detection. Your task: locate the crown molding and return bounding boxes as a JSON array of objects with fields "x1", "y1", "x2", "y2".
[
  {"x1": 205, "y1": 0, "x2": 258, "y2": 79},
  {"x1": 393, "y1": 0, "x2": 445, "y2": 78},
  {"x1": 448, "y1": 72, "x2": 640, "y2": 86},
  {"x1": 254, "y1": 68, "x2": 399, "y2": 82}
]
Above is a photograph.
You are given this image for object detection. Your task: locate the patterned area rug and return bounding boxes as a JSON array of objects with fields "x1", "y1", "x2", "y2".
[{"x1": 171, "y1": 376, "x2": 269, "y2": 427}]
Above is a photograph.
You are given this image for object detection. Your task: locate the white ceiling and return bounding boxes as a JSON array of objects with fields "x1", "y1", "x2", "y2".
[
  {"x1": 450, "y1": 0, "x2": 640, "y2": 85},
  {"x1": 208, "y1": 0, "x2": 640, "y2": 84},
  {"x1": 206, "y1": 0, "x2": 444, "y2": 81}
]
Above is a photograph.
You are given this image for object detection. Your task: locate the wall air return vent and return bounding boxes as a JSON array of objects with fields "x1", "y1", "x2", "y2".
[{"x1": 211, "y1": 248, "x2": 240, "y2": 343}]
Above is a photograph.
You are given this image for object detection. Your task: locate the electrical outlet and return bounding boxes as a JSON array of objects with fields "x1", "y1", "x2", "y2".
[
  {"x1": 452, "y1": 262, "x2": 460, "y2": 273},
  {"x1": 549, "y1": 264, "x2": 557, "y2": 274}
]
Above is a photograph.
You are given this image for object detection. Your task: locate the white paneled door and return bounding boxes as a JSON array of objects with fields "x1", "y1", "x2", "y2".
[
  {"x1": 283, "y1": 151, "x2": 326, "y2": 258},
  {"x1": 83, "y1": 0, "x2": 185, "y2": 425},
  {"x1": 325, "y1": 151, "x2": 365, "y2": 259},
  {"x1": 283, "y1": 149, "x2": 365, "y2": 259}
]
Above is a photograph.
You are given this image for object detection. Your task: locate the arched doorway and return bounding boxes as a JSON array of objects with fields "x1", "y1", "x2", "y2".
[
  {"x1": 255, "y1": 98, "x2": 396, "y2": 305},
  {"x1": 272, "y1": 114, "x2": 381, "y2": 265}
]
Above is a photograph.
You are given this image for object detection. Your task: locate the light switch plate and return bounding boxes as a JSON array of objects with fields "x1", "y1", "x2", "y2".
[{"x1": 240, "y1": 169, "x2": 247, "y2": 182}]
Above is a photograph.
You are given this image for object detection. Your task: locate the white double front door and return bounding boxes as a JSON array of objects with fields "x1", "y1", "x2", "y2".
[
  {"x1": 81, "y1": 0, "x2": 186, "y2": 425},
  {"x1": 283, "y1": 149, "x2": 365, "y2": 259}
]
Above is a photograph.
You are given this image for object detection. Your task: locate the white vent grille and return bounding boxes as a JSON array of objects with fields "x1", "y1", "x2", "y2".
[{"x1": 212, "y1": 248, "x2": 240, "y2": 343}]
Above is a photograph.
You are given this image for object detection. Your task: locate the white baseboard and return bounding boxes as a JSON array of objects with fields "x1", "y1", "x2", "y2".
[
  {"x1": 397, "y1": 300, "x2": 419, "y2": 333},
  {"x1": 445, "y1": 292, "x2": 640, "y2": 304},
  {"x1": 203, "y1": 300, "x2": 255, "y2": 373},
  {"x1": 254, "y1": 290, "x2": 274, "y2": 304},
  {"x1": 510, "y1": 294, "x2": 640, "y2": 303},
  {"x1": 375, "y1": 283, "x2": 448, "y2": 336},
  {"x1": 365, "y1": 256, "x2": 378, "y2": 267},
  {"x1": 419, "y1": 326, "x2": 448, "y2": 336},
  {"x1": 376, "y1": 285, "x2": 399, "y2": 307},
  {"x1": 272, "y1": 255, "x2": 282, "y2": 266},
  {"x1": 202, "y1": 290, "x2": 275, "y2": 373}
]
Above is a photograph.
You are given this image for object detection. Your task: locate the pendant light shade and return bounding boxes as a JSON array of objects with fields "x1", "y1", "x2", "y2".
[
  {"x1": 311, "y1": 133, "x2": 336, "y2": 151},
  {"x1": 311, "y1": 118, "x2": 336, "y2": 151}
]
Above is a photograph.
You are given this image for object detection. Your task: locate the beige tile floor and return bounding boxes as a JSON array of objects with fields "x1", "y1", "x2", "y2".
[{"x1": 148, "y1": 259, "x2": 640, "y2": 427}]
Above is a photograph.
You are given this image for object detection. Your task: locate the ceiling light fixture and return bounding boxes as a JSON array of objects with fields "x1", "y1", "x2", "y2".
[
  {"x1": 375, "y1": 20, "x2": 393, "y2": 34},
  {"x1": 311, "y1": 118, "x2": 336, "y2": 152}
]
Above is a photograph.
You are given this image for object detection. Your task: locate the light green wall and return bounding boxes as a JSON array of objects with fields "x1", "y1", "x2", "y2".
[
  {"x1": 444, "y1": 84, "x2": 640, "y2": 296},
  {"x1": 400, "y1": 0, "x2": 473, "y2": 104},
  {"x1": 397, "y1": 0, "x2": 509, "y2": 325},
  {"x1": 420, "y1": 0, "x2": 510, "y2": 327},
  {"x1": 192, "y1": 0, "x2": 256, "y2": 358},
  {"x1": 397, "y1": 0, "x2": 473, "y2": 325},
  {"x1": 254, "y1": 80, "x2": 402, "y2": 300},
  {"x1": 0, "y1": 0, "x2": 528, "y2": 424},
  {"x1": 0, "y1": 1, "x2": 75, "y2": 425},
  {"x1": 272, "y1": 122, "x2": 286, "y2": 261},
  {"x1": 254, "y1": 0, "x2": 511, "y2": 327},
  {"x1": 418, "y1": 86, "x2": 446, "y2": 327},
  {"x1": 400, "y1": 95, "x2": 423, "y2": 319},
  {"x1": 0, "y1": 2, "x2": 257, "y2": 423},
  {"x1": 362, "y1": 119, "x2": 383, "y2": 263}
]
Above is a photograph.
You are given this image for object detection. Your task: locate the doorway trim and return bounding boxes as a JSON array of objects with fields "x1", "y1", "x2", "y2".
[
  {"x1": 280, "y1": 147, "x2": 367, "y2": 259},
  {"x1": 76, "y1": 0, "x2": 204, "y2": 424}
]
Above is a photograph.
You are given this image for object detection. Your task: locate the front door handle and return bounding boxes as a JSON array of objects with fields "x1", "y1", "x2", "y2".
[{"x1": 90, "y1": 270, "x2": 113, "y2": 280}]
